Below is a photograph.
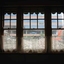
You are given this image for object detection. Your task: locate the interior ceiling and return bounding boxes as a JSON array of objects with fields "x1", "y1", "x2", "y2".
[{"x1": 0, "y1": 0, "x2": 64, "y2": 7}]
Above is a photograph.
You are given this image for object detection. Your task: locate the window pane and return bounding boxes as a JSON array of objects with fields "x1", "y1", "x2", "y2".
[
  {"x1": 4, "y1": 20, "x2": 10, "y2": 28},
  {"x1": 51, "y1": 20, "x2": 57, "y2": 28},
  {"x1": 4, "y1": 13, "x2": 10, "y2": 19},
  {"x1": 3, "y1": 30, "x2": 16, "y2": 51},
  {"x1": 11, "y1": 20, "x2": 16, "y2": 28},
  {"x1": 38, "y1": 20, "x2": 44, "y2": 28},
  {"x1": 58, "y1": 12, "x2": 64, "y2": 19},
  {"x1": 31, "y1": 13, "x2": 37, "y2": 19},
  {"x1": 11, "y1": 30, "x2": 16, "y2": 34},
  {"x1": 23, "y1": 20, "x2": 30, "y2": 28},
  {"x1": 22, "y1": 30, "x2": 45, "y2": 53},
  {"x1": 31, "y1": 20, "x2": 37, "y2": 28},
  {"x1": 38, "y1": 13, "x2": 44, "y2": 19},
  {"x1": 23, "y1": 13, "x2": 30, "y2": 19},
  {"x1": 52, "y1": 30, "x2": 64, "y2": 51},
  {"x1": 51, "y1": 12, "x2": 57, "y2": 19},
  {"x1": 11, "y1": 13, "x2": 16, "y2": 19},
  {"x1": 58, "y1": 20, "x2": 63, "y2": 28}
]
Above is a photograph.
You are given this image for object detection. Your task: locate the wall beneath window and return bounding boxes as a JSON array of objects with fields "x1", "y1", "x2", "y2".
[{"x1": 0, "y1": 53, "x2": 64, "y2": 64}]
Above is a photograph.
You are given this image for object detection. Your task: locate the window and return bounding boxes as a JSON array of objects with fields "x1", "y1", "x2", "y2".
[
  {"x1": 3, "y1": 13, "x2": 17, "y2": 52},
  {"x1": 1, "y1": 7, "x2": 64, "y2": 53},
  {"x1": 51, "y1": 12, "x2": 64, "y2": 51},
  {"x1": 22, "y1": 12, "x2": 45, "y2": 53}
]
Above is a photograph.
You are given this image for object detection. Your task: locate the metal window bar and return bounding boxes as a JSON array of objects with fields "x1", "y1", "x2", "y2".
[{"x1": 37, "y1": 12, "x2": 38, "y2": 29}]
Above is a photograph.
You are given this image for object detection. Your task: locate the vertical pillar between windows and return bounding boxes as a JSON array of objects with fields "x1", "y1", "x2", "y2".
[
  {"x1": 0, "y1": 8, "x2": 3, "y2": 52},
  {"x1": 21, "y1": 9, "x2": 23, "y2": 53},
  {"x1": 17, "y1": 7, "x2": 21, "y2": 52},
  {"x1": 45, "y1": 8, "x2": 52, "y2": 53}
]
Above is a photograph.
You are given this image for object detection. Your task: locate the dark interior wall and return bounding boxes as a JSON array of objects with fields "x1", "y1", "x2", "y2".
[
  {"x1": 0, "y1": 0, "x2": 64, "y2": 64},
  {"x1": 0, "y1": 0, "x2": 64, "y2": 6},
  {"x1": 0, "y1": 53, "x2": 64, "y2": 64}
]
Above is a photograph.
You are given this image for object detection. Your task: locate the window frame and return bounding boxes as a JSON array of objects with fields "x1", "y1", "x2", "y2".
[
  {"x1": 0, "y1": 6, "x2": 64, "y2": 53},
  {"x1": 22, "y1": 12, "x2": 46, "y2": 53},
  {"x1": 2, "y1": 13, "x2": 17, "y2": 52},
  {"x1": 51, "y1": 12, "x2": 64, "y2": 53}
]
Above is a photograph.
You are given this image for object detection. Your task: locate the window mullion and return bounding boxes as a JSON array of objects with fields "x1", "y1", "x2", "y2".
[
  {"x1": 45, "y1": 8, "x2": 51, "y2": 53},
  {"x1": 57, "y1": 13, "x2": 58, "y2": 28},
  {"x1": 30, "y1": 12, "x2": 31, "y2": 29},
  {"x1": 0, "y1": 8, "x2": 3, "y2": 51},
  {"x1": 21, "y1": 10, "x2": 23, "y2": 53},
  {"x1": 37, "y1": 13, "x2": 38, "y2": 29},
  {"x1": 17, "y1": 7, "x2": 21, "y2": 52},
  {"x1": 10, "y1": 14, "x2": 11, "y2": 29}
]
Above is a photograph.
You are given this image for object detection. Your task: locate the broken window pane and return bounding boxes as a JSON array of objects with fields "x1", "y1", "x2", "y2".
[
  {"x1": 22, "y1": 30, "x2": 45, "y2": 53},
  {"x1": 3, "y1": 30, "x2": 16, "y2": 51},
  {"x1": 52, "y1": 30, "x2": 64, "y2": 51}
]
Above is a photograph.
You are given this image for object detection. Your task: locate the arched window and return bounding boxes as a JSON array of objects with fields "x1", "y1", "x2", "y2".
[
  {"x1": 51, "y1": 12, "x2": 64, "y2": 52},
  {"x1": 3, "y1": 13, "x2": 17, "y2": 52},
  {"x1": 22, "y1": 12, "x2": 45, "y2": 53}
]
